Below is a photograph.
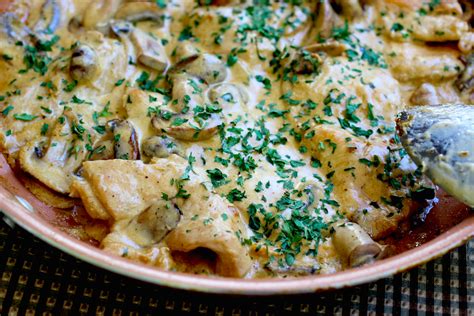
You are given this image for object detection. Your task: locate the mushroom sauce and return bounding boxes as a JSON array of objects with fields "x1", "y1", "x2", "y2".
[{"x1": 0, "y1": 0, "x2": 472, "y2": 278}]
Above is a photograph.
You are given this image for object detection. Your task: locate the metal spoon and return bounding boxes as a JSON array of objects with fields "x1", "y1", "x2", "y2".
[{"x1": 397, "y1": 104, "x2": 474, "y2": 207}]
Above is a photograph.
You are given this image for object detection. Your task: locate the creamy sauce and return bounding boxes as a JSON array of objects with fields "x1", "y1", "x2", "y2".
[{"x1": 0, "y1": 0, "x2": 472, "y2": 278}]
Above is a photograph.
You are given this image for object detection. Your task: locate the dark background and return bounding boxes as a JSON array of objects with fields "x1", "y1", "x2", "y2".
[{"x1": 0, "y1": 220, "x2": 472, "y2": 315}]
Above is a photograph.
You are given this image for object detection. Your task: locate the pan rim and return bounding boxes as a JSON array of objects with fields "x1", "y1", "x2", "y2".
[{"x1": 1, "y1": 185, "x2": 473, "y2": 295}]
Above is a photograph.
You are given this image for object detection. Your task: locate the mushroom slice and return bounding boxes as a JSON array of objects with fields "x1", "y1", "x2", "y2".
[
  {"x1": 122, "y1": 200, "x2": 181, "y2": 247},
  {"x1": 152, "y1": 113, "x2": 222, "y2": 142},
  {"x1": 169, "y1": 73, "x2": 206, "y2": 112},
  {"x1": 151, "y1": 74, "x2": 222, "y2": 141},
  {"x1": 147, "y1": 71, "x2": 225, "y2": 141},
  {"x1": 207, "y1": 83, "x2": 249, "y2": 106},
  {"x1": 172, "y1": 53, "x2": 227, "y2": 84},
  {"x1": 456, "y1": 53, "x2": 474, "y2": 93},
  {"x1": 142, "y1": 136, "x2": 184, "y2": 158},
  {"x1": 19, "y1": 115, "x2": 85, "y2": 194},
  {"x1": 108, "y1": 119, "x2": 140, "y2": 160},
  {"x1": 173, "y1": 42, "x2": 200, "y2": 64},
  {"x1": 331, "y1": 222, "x2": 385, "y2": 268},
  {"x1": 114, "y1": 2, "x2": 163, "y2": 24},
  {"x1": 304, "y1": 40, "x2": 349, "y2": 57},
  {"x1": 305, "y1": 0, "x2": 342, "y2": 41},
  {"x1": 130, "y1": 28, "x2": 168, "y2": 72},
  {"x1": 69, "y1": 44, "x2": 100, "y2": 82},
  {"x1": 167, "y1": 116, "x2": 221, "y2": 141},
  {"x1": 289, "y1": 49, "x2": 322, "y2": 75},
  {"x1": 34, "y1": 0, "x2": 61, "y2": 34}
]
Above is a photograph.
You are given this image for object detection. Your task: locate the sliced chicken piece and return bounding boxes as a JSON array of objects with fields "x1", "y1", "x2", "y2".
[
  {"x1": 374, "y1": 0, "x2": 468, "y2": 42},
  {"x1": 386, "y1": 42, "x2": 464, "y2": 82},
  {"x1": 301, "y1": 125, "x2": 421, "y2": 239},
  {"x1": 171, "y1": 53, "x2": 227, "y2": 84},
  {"x1": 114, "y1": 2, "x2": 163, "y2": 24},
  {"x1": 70, "y1": 155, "x2": 252, "y2": 277},
  {"x1": 166, "y1": 192, "x2": 252, "y2": 277},
  {"x1": 19, "y1": 113, "x2": 86, "y2": 194}
]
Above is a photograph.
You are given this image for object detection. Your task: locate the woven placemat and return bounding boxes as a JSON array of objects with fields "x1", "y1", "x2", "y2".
[{"x1": 0, "y1": 220, "x2": 472, "y2": 315}]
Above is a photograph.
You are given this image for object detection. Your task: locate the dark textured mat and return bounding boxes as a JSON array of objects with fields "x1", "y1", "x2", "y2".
[{"x1": 0, "y1": 220, "x2": 472, "y2": 315}]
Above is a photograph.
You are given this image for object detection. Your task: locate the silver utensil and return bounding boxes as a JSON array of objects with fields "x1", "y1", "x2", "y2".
[{"x1": 397, "y1": 104, "x2": 474, "y2": 207}]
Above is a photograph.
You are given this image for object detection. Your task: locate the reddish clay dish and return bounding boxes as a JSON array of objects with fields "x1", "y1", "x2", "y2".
[{"x1": 1, "y1": 154, "x2": 473, "y2": 294}]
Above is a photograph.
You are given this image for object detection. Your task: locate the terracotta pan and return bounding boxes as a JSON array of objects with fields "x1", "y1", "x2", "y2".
[{"x1": 1, "y1": 182, "x2": 473, "y2": 295}]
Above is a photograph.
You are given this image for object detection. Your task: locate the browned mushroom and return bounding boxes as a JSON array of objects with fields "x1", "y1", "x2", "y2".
[
  {"x1": 130, "y1": 28, "x2": 168, "y2": 72},
  {"x1": 122, "y1": 200, "x2": 181, "y2": 247},
  {"x1": 305, "y1": 0, "x2": 343, "y2": 41},
  {"x1": 151, "y1": 73, "x2": 222, "y2": 141},
  {"x1": 173, "y1": 42, "x2": 200, "y2": 64},
  {"x1": 19, "y1": 114, "x2": 86, "y2": 194},
  {"x1": 172, "y1": 53, "x2": 227, "y2": 84},
  {"x1": 289, "y1": 49, "x2": 323, "y2": 75},
  {"x1": 141, "y1": 136, "x2": 185, "y2": 158},
  {"x1": 331, "y1": 222, "x2": 388, "y2": 268},
  {"x1": 69, "y1": 44, "x2": 100, "y2": 82},
  {"x1": 107, "y1": 119, "x2": 140, "y2": 160},
  {"x1": 304, "y1": 40, "x2": 349, "y2": 57},
  {"x1": 152, "y1": 114, "x2": 222, "y2": 142},
  {"x1": 456, "y1": 53, "x2": 474, "y2": 93},
  {"x1": 207, "y1": 83, "x2": 249, "y2": 107}
]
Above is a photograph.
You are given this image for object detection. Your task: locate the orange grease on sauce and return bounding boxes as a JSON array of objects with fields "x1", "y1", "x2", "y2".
[{"x1": 386, "y1": 189, "x2": 472, "y2": 253}]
